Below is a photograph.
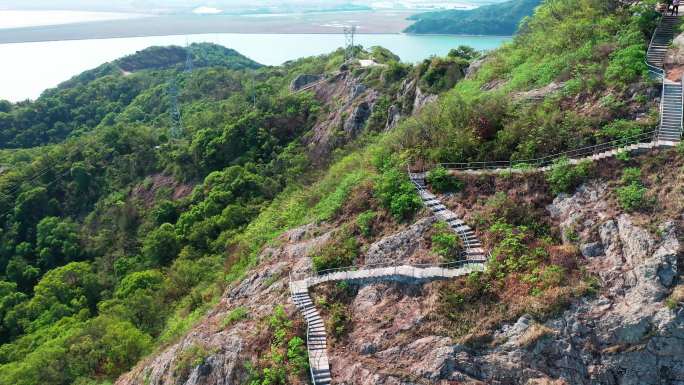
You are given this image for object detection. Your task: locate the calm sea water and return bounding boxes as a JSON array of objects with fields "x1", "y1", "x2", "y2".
[{"x1": 0, "y1": 33, "x2": 509, "y2": 102}]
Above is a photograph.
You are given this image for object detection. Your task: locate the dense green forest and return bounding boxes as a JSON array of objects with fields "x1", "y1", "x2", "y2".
[
  {"x1": 405, "y1": 0, "x2": 541, "y2": 35},
  {"x1": 0, "y1": 43, "x2": 261, "y2": 149},
  {"x1": 0, "y1": 0, "x2": 664, "y2": 384}
]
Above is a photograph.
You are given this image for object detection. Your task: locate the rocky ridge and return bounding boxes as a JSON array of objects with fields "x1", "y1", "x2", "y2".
[{"x1": 327, "y1": 182, "x2": 683, "y2": 385}]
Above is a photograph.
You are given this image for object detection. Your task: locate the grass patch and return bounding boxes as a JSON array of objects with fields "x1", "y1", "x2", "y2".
[
  {"x1": 666, "y1": 284, "x2": 684, "y2": 309},
  {"x1": 220, "y1": 307, "x2": 249, "y2": 329},
  {"x1": 224, "y1": 150, "x2": 374, "y2": 283}
]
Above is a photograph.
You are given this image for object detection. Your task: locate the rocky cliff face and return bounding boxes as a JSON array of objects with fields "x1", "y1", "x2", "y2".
[
  {"x1": 317, "y1": 182, "x2": 681, "y2": 385},
  {"x1": 303, "y1": 71, "x2": 379, "y2": 163},
  {"x1": 296, "y1": 66, "x2": 448, "y2": 163}
]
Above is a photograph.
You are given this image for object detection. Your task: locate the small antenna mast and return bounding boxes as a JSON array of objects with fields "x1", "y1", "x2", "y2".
[{"x1": 343, "y1": 25, "x2": 357, "y2": 62}]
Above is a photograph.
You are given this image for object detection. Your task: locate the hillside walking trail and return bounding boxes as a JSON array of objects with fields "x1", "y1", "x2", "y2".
[
  {"x1": 289, "y1": 12, "x2": 682, "y2": 385},
  {"x1": 434, "y1": 14, "x2": 682, "y2": 175},
  {"x1": 288, "y1": 174, "x2": 486, "y2": 384}
]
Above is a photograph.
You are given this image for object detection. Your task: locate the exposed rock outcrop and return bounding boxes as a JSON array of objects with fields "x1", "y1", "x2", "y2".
[
  {"x1": 397, "y1": 76, "x2": 437, "y2": 115},
  {"x1": 466, "y1": 56, "x2": 489, "y2": 79},
  {"x1": 413, "y1": 86, "x2": 438, "y2": 114},
  {"x1": 514, "y1": 81, "x2": 565, "y2": 101},
  {"x1": 289, "y1": 74, "x2": 323, "y2": 91},
  {"x1": 385, "y1": 104, "x2": 401, "y2": 130},
  {"x1": 364, "y1": 216, "x2": 436, "y2": 265},
  {"x1": 328, "y1": 182, "x2": 683, "y2": 384},
  {"x1": 303, "y1": 72, "x2": 380, "y2": 163},
  {"x1": 343, "y1": 101, "x2": 372, "y2": 137}
]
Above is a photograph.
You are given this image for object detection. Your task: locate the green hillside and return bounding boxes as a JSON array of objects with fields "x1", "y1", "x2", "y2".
[
  {"x1": 405, "y1": 0, "x2": 541, "y2": 35},
  {"x1": 0, "y1": 0, "x2": 668, "y2": 384},
  {"x1": 0, "y1": 40, "x2": 432, "y2": 385}
]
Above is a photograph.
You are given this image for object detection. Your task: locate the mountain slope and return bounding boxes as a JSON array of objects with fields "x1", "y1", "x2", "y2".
[
  {"x1": 0, "y1": 41, "x2": 459, "y2": 385},
  {"x1": 112, "y1": 1, "x2": 683, "y2": 384},
  {"x1": 405, "y1": 0, "x2": 541, "y2": 35},
  {"x1": 1, "y1": 0, "x2": 682, "y2": 384}
]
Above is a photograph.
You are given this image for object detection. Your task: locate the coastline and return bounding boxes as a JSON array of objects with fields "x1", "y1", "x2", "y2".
[
  {"x1": 0, "y1": 11, "x2": 418, "y2": 44},
  {"x1": 0, "y1": 31, "x2": 513, "y2": 47}
]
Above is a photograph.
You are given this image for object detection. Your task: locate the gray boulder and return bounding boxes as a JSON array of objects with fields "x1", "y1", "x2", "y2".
[{"x1": 365, "y1": 216, "x2": 436, "y2": 264}]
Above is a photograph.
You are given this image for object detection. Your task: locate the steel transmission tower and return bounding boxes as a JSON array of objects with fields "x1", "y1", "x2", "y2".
[
  {"x1": 184, "y1": 42, "x2": 194, "y2": 73},
  {"x1": 168, "y1": 79, "x2": 183, "y2": 139},
  {"x1": 167, "y1": 40, "x2": 195, "y2": 140},
  {"x1": 343, "y1": 25, "x2": 356, "y2": 62}
]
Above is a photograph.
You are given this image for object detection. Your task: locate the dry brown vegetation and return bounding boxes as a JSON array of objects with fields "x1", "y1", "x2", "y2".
[{"x1": 517, "y1": 323, "x2": 557, "y2": 348}]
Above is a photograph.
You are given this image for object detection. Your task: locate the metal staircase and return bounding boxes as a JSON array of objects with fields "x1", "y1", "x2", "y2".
[
  {"x1": 290, "y1": 287, "x2": 331, "y2": 385},
  {"x1": 409, "y1": 172, "x2": 487, "y2": 262},
  {"x1": 660, "y1": 81, "x2": 684, "y2": 141},
  {"x1": 289, "y1": 185, "x2": 487, "y2": 385},
  {"x1": 647, "y1": 15, "x2": 679, "y2": 69},
  {"x1": 648, "y1": 14, "x2": 683, "y2": 142}
]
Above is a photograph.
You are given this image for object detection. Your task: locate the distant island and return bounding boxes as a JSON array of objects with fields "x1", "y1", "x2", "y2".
[{"x1": 404, "y1": 0, "x2": 541, "y2": 35}]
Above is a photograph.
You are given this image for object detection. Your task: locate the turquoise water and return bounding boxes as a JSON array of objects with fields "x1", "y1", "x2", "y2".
[{"x1": 0, "y1": 33, "x2": 510, "y2": 102}]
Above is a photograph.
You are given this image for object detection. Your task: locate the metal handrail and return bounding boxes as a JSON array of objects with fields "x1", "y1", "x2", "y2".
[
  {"x1": 432, "y1": 130, "x2": 655, "y2": 171},
  {"x1": 657, "y1": 78, "x2": 667, "y2": 142},
  {"x1": 680, "y1": 72, "x2": 683, "y2": 139},
  {"x1": 408, "y1": 171, "x2": 481, "y2": 254},
  {"x1": 316, "y1": 259, "x2": 484, "y2": 277},
  {"x1": 646, "y1": 13, "x2": 664, "y2": 79},
  {"x1": 291, "y1": 258, "x2": 486, "y2": 283},
  {"x1": 289, "y1": 281, "x2": 328, "y2": 385}
]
